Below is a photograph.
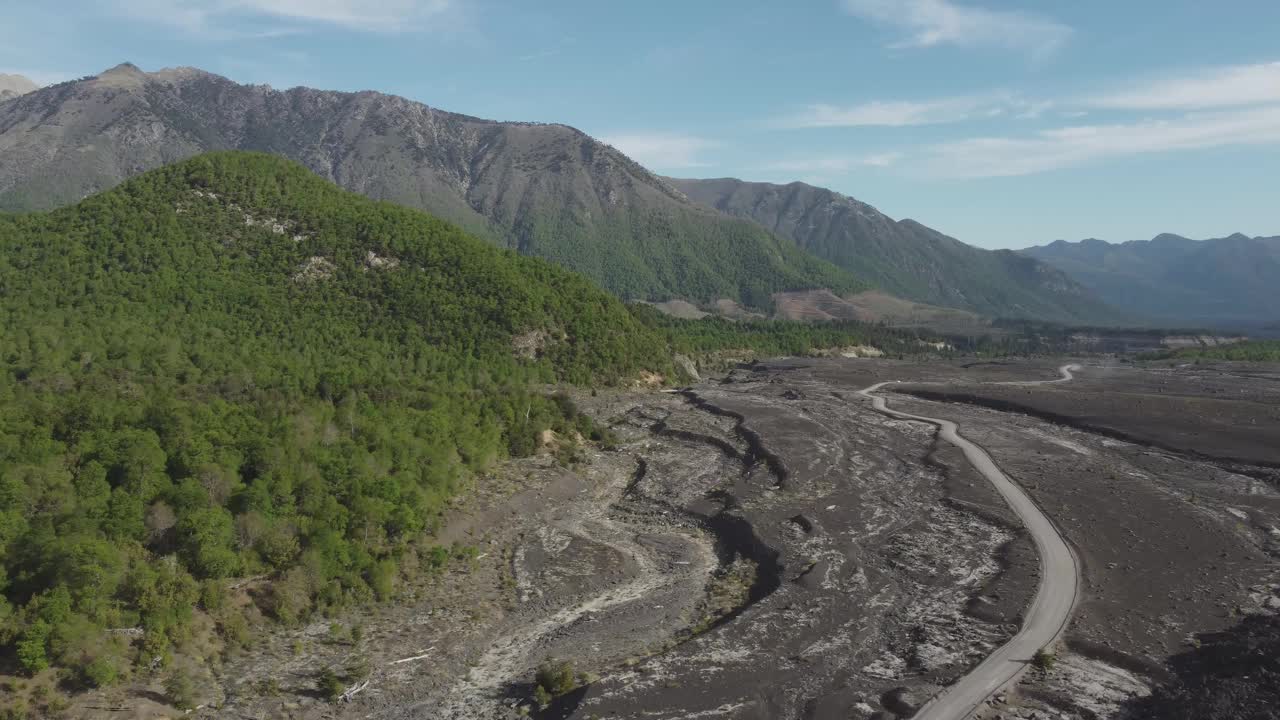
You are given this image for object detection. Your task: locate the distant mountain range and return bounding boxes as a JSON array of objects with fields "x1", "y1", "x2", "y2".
[
  {"x1": 0, "y1": 62, "x2": 1127, "y2": 323},
  {"x1": 670, "y1": 178, "x2": 1119, "y2": 325},
  {"x1": 0, "y1": 73, "x2": 36, "y2": 101},
  {"x1": 1022, "y1": 233, "x2": 1280, "y2": 329},
  {"x1": 0, "y1": 63, "x2": 859, "y2": 309}
]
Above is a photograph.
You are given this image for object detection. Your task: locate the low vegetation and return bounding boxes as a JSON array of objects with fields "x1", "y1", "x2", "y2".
[
  {"x1": 1032, "y1": 648, "x2": 1057, "y2": 672},
  {"x1": 633, "y1": 304, "x2": 930, "y2": 362},
  {"x1": 1145, "y1": 340, "x2": 1280, "y2": 363},
  {"x1": 533, "y1": 658, "x2": 587, "y2": 708}
]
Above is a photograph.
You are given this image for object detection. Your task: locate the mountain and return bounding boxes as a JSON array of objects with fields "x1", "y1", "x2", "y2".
[
  {"x1": 0, "y1": 150, "x2": 684, "y2": 678},
  {"x1": 668, "y1": 177, "x2": 1122, "y2": 324},
  {"x1": 1022, "y1": 233, "x2": 1280, "y2": 328},
  {"x1": 0, "y1": 63, "x2": 861, "y2": 308},
  {"x1": 0, "y1": 73, "x2": 37, "y2": 101}
]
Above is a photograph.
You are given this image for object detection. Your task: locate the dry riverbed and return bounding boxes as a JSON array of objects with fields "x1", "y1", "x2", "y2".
[{"x1": 109, "y1": 358, "x2": 1279, "y2": 720}]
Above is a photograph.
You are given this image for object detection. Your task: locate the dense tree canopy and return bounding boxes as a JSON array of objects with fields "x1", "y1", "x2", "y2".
[{"x1": 0, "y1": 152, "x2": 676, "y2": 681}]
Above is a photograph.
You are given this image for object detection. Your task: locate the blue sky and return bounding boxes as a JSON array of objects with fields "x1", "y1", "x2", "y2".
[{"x1": 4, "y1": 0, "x2": 1280, "y2": 249}]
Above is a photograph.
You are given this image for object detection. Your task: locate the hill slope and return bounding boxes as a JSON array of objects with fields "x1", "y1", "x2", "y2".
[
  {"x1": 668, "y1": 177, "x2": 1122, "y2": 324},
  {"x1": 1022, "y1": 233, "x2": 1280, "y2": 328},
  {"x1": 0, "y1": 151, "x2": 679, "y2": 679},
  {"x1": 0, "y1": 63, "x2": 860, "y2": 307}
]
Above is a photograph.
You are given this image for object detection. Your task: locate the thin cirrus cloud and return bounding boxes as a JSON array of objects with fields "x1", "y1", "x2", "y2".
[
  {"x1": 841, "y1": 0, "x2": 1072, "y2": 57},
  {"x1": 765, "y1": 153, "x2": 903, "y2": 173},
  {"x1": 109, "y1": 0, "x2": 454, "y2": 34},
  {"x1": 784, "y1": 95, "x2": 1050, "y2": 128},
  {"x1": 921, "y1": 105, "x2": 1280, "y2": 178},
  {"x1": 1090, "y1": 61, "x2": 1280, "y2": 110},
  {"x1": 598, "y1": 133, "x2": 719, "y2": 170},
  {"x1": 787, "y1": 97, "x2": 985, "y2": 128}
]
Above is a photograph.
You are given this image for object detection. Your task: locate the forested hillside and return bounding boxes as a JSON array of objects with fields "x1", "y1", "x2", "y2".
[
  {"x1": 669, "y1": 177, "x2": 1123, "y2": 324},
  {"x1": 0, "y1": 151, "x2": 680, "y2": 683},
  {"x1": 0, "y1": 152, "x2": 928, "y2": 689}
]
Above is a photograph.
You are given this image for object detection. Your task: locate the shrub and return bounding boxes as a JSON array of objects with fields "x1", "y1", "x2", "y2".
[
  {"x1": 82, "y1": 656, "x2": 120, "y2": 688},
  {"x1": 316, "y1": 668, "x2": 345, "y2": 701},
  {"x1": 1032, "y1": 647, "x2": 1057, "y2": 671},
  {"x1": 164, "y1": 668, "x2": 196, "y2": 710},
  {"x1": 535, "y1": 658, "x2": 578, "y2": 697}
]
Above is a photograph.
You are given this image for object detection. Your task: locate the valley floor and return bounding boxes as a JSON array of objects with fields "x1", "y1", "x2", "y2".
[{"x1": 69, "y1": 358, "x2": 1280, "y2": 720}]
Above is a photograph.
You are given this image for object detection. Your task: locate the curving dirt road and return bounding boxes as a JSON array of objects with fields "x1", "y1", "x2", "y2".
[{"x1": 858, "y1": 365, "x2": 1080, "y2": 720}]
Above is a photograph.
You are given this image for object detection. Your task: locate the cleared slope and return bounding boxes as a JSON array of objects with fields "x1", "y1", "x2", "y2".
[
  {"x1": 0, "y1": 63, "x2": 861, "y2": 307},
  {"x1": 669, "y1": 177, "x2": 1123, "y2": 324}
]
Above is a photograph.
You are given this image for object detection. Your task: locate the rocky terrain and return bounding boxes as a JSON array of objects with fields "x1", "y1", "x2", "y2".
[{"x1": 54, "y1": 358, "x2": 1278, "y2": 720}]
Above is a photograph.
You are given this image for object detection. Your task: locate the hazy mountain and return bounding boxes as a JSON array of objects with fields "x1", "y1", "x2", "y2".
[
  {"x1": 0, "y1": 63, "x2": 860, "y2": 308},
  {"x1": 0, "y1": 73, "x2": 37, "y2": 101},
  {"x1": 668, "y1": 177, "x2": 1122, "y2": 324},
  {"x1": 1022, "y1": 233, "x2": 1280, "y2": 328}
]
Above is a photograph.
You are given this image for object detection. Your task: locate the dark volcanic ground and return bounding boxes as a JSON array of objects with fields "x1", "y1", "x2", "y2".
[{"x1": 182, "y1": 358, "x2": 1279, "y2": 720}]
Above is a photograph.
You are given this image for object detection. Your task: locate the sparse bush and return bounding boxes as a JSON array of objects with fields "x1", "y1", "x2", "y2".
[
  {"x1": 82, "y1": 656, "x2": 120, "y2": 688},
  {"x1": 164, "y1": 668, "x2": 196, "y2": 710},
  {"x1": 535, "y1": 658, "x2": 578, "y2": 698},
  {"x1": 316, "y1": 667, "x2": 344, "y2": 701},
  {"x1": 217, "y1": 608, "x2": 252, "y2": 649},
  {"x1": 346, "y1": 656, "x2": 371, "y2": 681},
  {"x1": 1032, "y1": 647, "x2": 1057, "y2": 671}
]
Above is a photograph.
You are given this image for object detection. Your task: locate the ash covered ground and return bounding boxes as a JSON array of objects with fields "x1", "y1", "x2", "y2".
[{"x1": 201, "y1": 359, "x2": 1280, "y2": 720}]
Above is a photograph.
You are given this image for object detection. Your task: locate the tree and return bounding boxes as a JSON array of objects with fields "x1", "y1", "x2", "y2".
[{"x1": 16, "y1": 621, "x2": 51, "y2": 675}]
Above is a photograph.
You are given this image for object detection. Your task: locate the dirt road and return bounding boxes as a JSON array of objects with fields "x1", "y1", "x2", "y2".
[{"x1": 859, "y1": 366, "x2": 1080, "y2": 720}]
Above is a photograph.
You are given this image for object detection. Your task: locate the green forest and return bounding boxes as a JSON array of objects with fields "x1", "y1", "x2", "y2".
[{"x1": 0, "y1": 152, "x2": 913, "y2": 686}]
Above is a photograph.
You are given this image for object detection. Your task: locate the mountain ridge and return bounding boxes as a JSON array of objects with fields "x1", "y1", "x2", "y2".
[
  {"x1": 1022, "y1": 233, "x2": 1280, "y2": 328},
  {"x1": 668, "y1": 176, "x2": 1123, "y2": 324},
  {"x1": 0, "y1": 63, "x2": 861, "y2": 308}
]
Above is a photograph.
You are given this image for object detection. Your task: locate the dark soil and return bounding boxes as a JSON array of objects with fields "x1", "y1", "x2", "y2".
[{"x1": 1124, "y1": 614, "x2": 1280, "y2": 720}]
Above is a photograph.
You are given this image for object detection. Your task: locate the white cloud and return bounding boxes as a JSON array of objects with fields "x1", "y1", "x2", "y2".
[
  {"x1": 1090, "y1": 61, "x2": 1280, "y2": 110},
  {"x1": 0, "y1": 69, "x2": 73, "y2": 87},
  {"x1": 921, "y1": 105, "x2": 1280, "y2": 178},
  {"x1": 111, "y1": 0, "x2": 453, "y2": 33},
  {"x1": 765, "y1": 153, "x2": 902, "y2": 173},
  {"x1": 842, "y1": 0, "x2": 1071, "y2": 56},
  {"x1": 599, "y1": 132, "x2": 719, "y2": 170},
  {"x1": 787, "y1": 97, "x2": 984, "y2": 127},
  {"x1": 784, "y1": 94, "x2": 1051, "y2": 128}
]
